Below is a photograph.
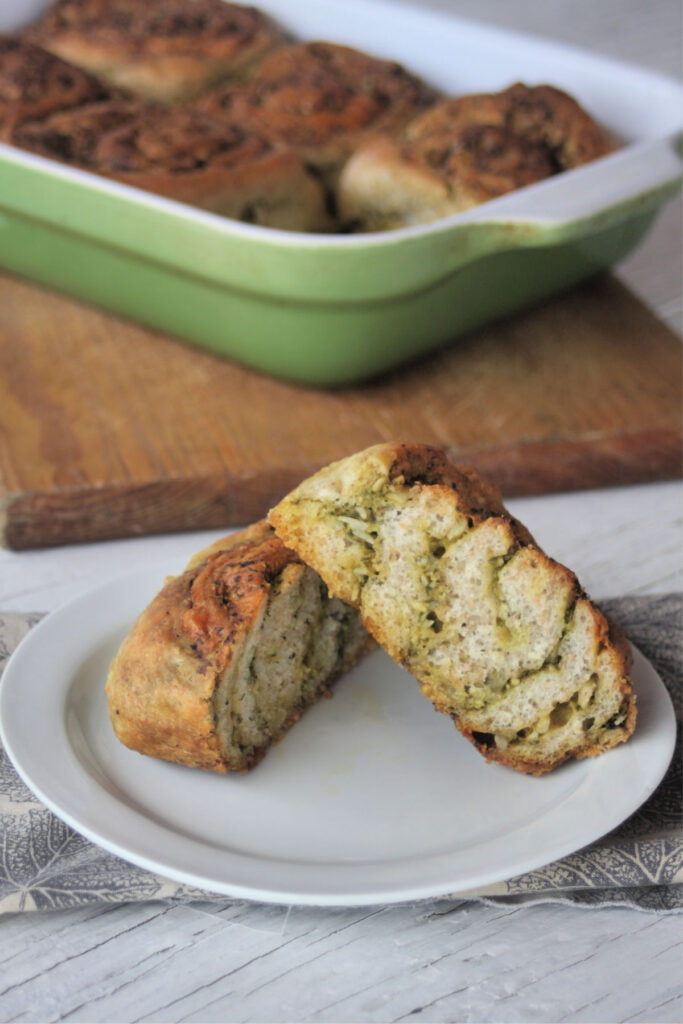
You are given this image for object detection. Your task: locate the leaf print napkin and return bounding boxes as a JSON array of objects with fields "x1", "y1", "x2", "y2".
[{"x1": 0, "y1": 597, "x2": 680, "y2": 914}]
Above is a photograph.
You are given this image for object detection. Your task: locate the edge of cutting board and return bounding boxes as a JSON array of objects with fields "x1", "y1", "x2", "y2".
[{"x1": 3, "y1": 430, "x2": 680, "y2": 550}]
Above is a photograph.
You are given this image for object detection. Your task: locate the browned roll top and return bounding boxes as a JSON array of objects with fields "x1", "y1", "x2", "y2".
[
  {"x1": 0, "y1": 34, "x2": 107, "y2": 137},
  {"x1": 97, "y1": 106, "x2": 273, "y2": 173},
  {"x1": 409, "y1": 83, "x2": 614, "y2": 171},
  {"x1": 402, "y1": 123, "x2": 556, "y2": 200},
  {"x1": 26, "y1": 0, "x2": 284, "y2": 64},
  {"x1": 502, "y1": 83, "x2": 614, "y2": 169},
  {"x1": 112, "y1": 526, "x2": 304, "y2": 726},
  {"x1": 202, "y1": 41, "x2": 438, "y2": 163},
  {"x1": 172, "y1": 528, "x2": 302, "y2": 668},
  {"x1": 103, "y1": 523, "x2": 307, "y2": 774},
  {"x1": 13, "y1": 100, "x2": 274, "y2": 173}
]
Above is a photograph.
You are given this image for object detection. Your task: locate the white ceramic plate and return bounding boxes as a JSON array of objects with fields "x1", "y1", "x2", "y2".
[{"x1": 0, "y1": 567, "x2": 676, "y2": 907}]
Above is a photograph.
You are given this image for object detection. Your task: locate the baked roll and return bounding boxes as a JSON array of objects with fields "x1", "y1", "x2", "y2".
[
  {"x1": 106, "y1": 521, "x2": 373, "y2": 773},
  {"x1": 13, "y1": 100, "x2": 331, "y2": 230},
  {"x1": 25, "y1": 0, "x2": 289, "y2": 102},
  {"x1": 338, "y1": 124, "x2": 555, "y2": 231},
  {"x1": 0, "y1": 34, "x2": 108, "y2": 139},
  {"x1": 338, "y1": 82, "x2": 614, "y2": 230},
  {"x1": 269, "y1": 443, "x2": 637, "y2": 775},
  {"x1": 200, "y1": 41, "x2": 438, "y2": 185},
  {"x1": 409, "y1": 83, "x2": 615, "y2": 171}
]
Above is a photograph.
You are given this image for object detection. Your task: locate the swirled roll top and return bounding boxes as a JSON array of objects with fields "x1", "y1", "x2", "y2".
[
  {"x1": 24, "y1": 0, "x2": 289, "y2": 101},
  {"x1": 406, "y1": 84, "x2": 615, "y2": 170},
  {"x1": 106, "y1": 521, "x2": 372, "y2": 773},
  {"x1": 0, "y1": 34, "x2": 108, "y2": 138},
  {"x1": 338, "y1": 82, "x2": 615, "y2": 230},
  {"x1": 13, "y1": 99, "x2": 332, "y2": 230},
  {"x1": 201, "y1": 41, "x2": 439, "y2": 180}
]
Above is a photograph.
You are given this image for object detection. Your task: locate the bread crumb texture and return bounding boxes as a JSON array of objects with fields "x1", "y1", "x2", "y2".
[
  {"x1": 105, "y1": 520, "x2": 371, "y2": 772},
  {"x1": 269, "y1": 443, "x2": 636, "y2": 774}
]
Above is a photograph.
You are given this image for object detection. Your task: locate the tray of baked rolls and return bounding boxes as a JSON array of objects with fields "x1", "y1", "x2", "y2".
[{"x1": 0, "y1": 0, "x2": 681, "y2": 385}]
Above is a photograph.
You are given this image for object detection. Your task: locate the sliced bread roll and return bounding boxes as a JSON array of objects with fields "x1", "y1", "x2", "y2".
[
  {"x1": 269, "y1": 443, "x2": 636, "y2": 774},
  {"x1": 106, "y1": 521, "x2": 372, "y2": 773}
]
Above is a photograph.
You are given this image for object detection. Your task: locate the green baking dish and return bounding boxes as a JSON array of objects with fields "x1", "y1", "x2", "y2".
[{"x1": 0, "y1": 0, "x2": 681, "y2": 386}]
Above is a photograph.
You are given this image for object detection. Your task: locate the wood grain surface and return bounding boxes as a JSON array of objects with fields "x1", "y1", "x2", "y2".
[{"x1": 1, "y1": 269, "x2": 680, "y2": 549}]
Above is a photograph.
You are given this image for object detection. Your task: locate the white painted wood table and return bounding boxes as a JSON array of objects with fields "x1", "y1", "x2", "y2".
[{"x1": 1, "y1": 2, "x2": 681, "y2": 1021}]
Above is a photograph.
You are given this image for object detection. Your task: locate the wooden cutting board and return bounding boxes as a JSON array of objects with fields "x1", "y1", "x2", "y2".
[{"x1": 0, "y1": 270, "x2": 680, "y2": 549}]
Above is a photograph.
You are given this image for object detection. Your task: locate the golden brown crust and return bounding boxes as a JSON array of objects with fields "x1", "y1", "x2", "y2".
[
  {"x1": 408, "y1": 83, "x2": 615, "y2": 170},
  {"x1": 12, "y1": 100, "x2": 330, "y2": 229},
  {"x1": 14, "y1": 99, "x2": 272, "y2": 172},
  {"x1": 25, "y1": 0, "x2": 289, "y2": 101},
  {"x1": 183, "y1": 519, "x2": 273, "y2": 571},
  {"x1": 342, "y1": 124, "x2": 554, "y2": 225},
  {"x1": 502, "y1": 83, "x2": 615, "y2": 169},
  {"x1": 106, "y1": 521, "x2": 373, "y2": 773},
  {"x1": 407, "y1": 124, "x2": 552, "y2": 198},
  {"x1": 200, "y1": 41, "x2": 438, "y2": 177},
  {"x1": 269, "y1": 442, "x2": 637, "y2": 775},
  {"x1": 0, "y1": 34, "x2": 108, "y2": 139},
  {"x1": 106, "y1": 521, "x2": 299, "y2": 772},
  {"x1": 339, "y1": 82, "x2": 614, "y2": 229}
]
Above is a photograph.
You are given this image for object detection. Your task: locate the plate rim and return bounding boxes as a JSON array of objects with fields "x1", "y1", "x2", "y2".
[{"x1": 0, "y1": 566, "x2": 676, "y2": 907}]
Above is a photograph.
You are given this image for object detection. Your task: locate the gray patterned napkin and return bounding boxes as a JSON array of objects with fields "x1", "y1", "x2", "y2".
[{"x1": 0, "y1": 596, "x2": 680, "y2": 914}]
